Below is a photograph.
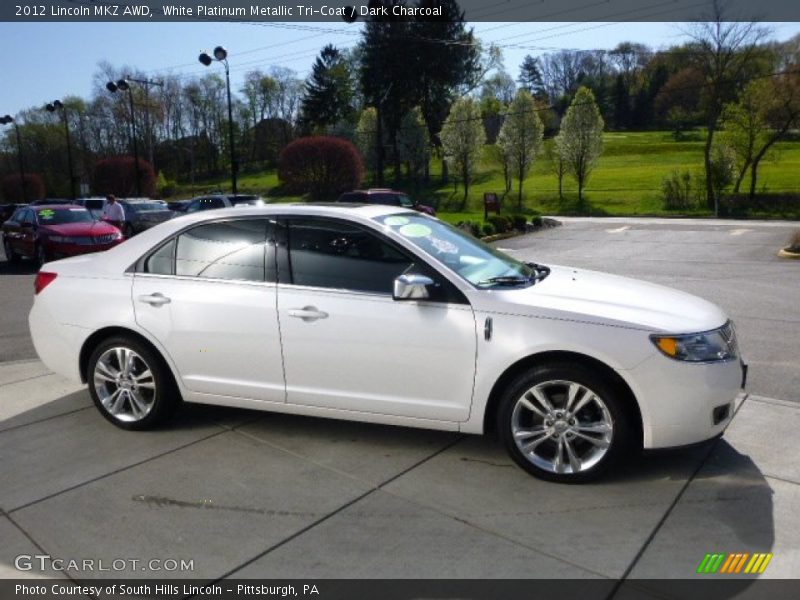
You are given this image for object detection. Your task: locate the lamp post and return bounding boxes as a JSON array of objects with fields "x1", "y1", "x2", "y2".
[
  {"x1": 106, "y1": 78, "x2": 142, "y2": 197},
  {"x1": 45, "y1": 100, "x2": 77, "y2": 200},
  {"x1": 199, "y1": 46, "x2": 237, "y2": 194},
  {"x1": 0, "y1": 114, "x2": 27, "y2": 202}
]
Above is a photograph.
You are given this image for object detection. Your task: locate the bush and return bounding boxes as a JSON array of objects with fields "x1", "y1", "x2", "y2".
[
  {"x1": 486, "y1": 214, "x2": 512, "y2": 234},
  {"x1": 1, "y1": 173, "x2": 46, "y2": 202},
  {"x1": 481, "y1": 222, "x2": 496, "y2": 237},
  {"x1": 510, "y1": 214, "x2": 528, "y2": 231},
  {"x1": 94, "y1": 156, "x2": 156, "y2": 197},
  {"x1": 279, "y1": 136, "x2": 363, "y2": 199},
  {"x1": 531, "y1": 215, "x2": 543, "y2": 227},
  {"x1": 456, "y1": 220, "x2": 480, "y2": 237},
  {"x1": 661, "y1": 170, "x2": 696, "y2": 210}
]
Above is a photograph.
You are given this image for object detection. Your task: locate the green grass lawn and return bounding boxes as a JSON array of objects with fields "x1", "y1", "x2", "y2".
[{"x1": 170, "y1": 130, "x2": 800, "y2": 222}]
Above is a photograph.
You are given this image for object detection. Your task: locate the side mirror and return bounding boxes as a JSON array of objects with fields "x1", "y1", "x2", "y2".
[{"x1": 393, "y1": 273, "x2": 435, "y2": 300}]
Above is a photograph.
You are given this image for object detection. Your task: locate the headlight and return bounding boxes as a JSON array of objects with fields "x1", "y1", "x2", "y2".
[{"x1": 651, "y1": 322, "x2": 738, "y2": 363}]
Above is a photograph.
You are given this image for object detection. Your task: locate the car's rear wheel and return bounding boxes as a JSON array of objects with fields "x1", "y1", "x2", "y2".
[
  {"x1": 3, "y1": 237, "x2": 19, "y2": 263},
  {"x1": 497, "y1": 363, "x2": 635, "y2": 483},
  {"x1": 87, "y1": 336, "x2": 178, "y2": 430}
]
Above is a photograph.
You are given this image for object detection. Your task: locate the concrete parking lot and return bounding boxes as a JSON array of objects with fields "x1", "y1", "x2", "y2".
[{"x1": 0, "y1": 217, "x2": 799, "y2": 592}]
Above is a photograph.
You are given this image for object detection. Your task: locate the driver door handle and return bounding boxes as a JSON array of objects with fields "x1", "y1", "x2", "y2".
[
  {"x1": 138, "y1": 293, "x2": 171, "y2": 307},
  {"x1": 288, "y1": 306, "x2": 329, "y2": 321}
]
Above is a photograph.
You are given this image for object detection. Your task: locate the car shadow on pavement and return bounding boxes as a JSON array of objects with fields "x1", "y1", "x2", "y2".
[{"x1": 0, "y1": 258, "x2": 38, "y2": 275}]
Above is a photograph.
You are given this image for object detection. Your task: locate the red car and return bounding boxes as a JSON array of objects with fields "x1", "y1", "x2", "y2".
[
  {"x1": 2, "y1": 204, "x2": 123, "y2": 266},
  {"x1": 337, "y1": 189, "x2": 436, "y2": 216}
]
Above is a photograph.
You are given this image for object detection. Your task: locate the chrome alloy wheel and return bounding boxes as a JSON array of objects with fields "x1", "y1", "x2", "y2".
[
  {"x1": 511, "y1": 380, "x2": 614, "y2": 475},
  {"x1": 93, "y1": 347, "x2": 156, "y2": 422}
]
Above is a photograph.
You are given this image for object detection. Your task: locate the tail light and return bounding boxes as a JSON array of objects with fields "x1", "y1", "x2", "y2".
[{"x1": 34, "y1": 271, "x2": 57, "y2": 295}]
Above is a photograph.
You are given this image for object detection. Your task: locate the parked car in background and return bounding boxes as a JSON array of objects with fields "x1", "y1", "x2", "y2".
[
  {"x1": 78, "y1": 198, "x2": 175, "y2": 237},
  {"x1": 181, "y1": 194, "x2": 265, "y2": 214},
  {"x1": 29, "y1": 205, "x2": 745, "y2": 482},
  {"x1": 2, "y1": 204, "x2": 123, "y2": 265},
  {"x1": 337, "y1": 189, "x2": 436, "y2": 216},
  {"x1": 167, "y1": 200, "x2": 191, "y2": 213},
  {"x1": 29, "y1": 199, "x2": 73, "y2": 206},
  {"x1": 1, "y1": 203, "x2": 27, "y2": 224}
]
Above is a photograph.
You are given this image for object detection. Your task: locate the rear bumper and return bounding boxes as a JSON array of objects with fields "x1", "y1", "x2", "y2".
[
  {"x1": 29, "y1": 299, "x2": 88, "y2": 382},
  {"x1": 624, "y1": 353, "x2": 745, "y2": 449}
]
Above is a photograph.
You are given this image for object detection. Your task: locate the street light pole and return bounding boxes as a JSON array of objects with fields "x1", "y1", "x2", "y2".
[
  {"x1": 107, "y1": 79, "x2": 142, "y2": 197},
  {"x1": 1, "y1": 115, "x2": 27, "y2": 201},
  {"x1": 199, "y1": 46, "x2": 238, "y2": 194},
  {"x1": 46, "y1": 101, "x2": 76, "y2": 200}
]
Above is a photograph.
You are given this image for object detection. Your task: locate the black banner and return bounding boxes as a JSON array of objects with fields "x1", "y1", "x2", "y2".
[
  {"x1": 3, "y1": 0, "x2": 800, "y2": 23},
  {"x1": 4, "y1": 580, "x2": 800, "y2": 600}
]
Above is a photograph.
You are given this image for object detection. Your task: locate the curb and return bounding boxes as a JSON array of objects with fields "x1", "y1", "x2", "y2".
[{"x1": 778, "y1": 247, "x2": 800, "y2": 259}]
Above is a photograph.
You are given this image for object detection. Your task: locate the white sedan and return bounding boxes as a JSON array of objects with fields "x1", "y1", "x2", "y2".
[{"x1": 29, "y1": 205, "x2": 745, "y2": 482}]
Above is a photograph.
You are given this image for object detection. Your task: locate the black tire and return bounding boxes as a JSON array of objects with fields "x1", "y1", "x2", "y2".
[
  {"x1": 87, "y1": 335, "x2": 179, "y2": 430},
  {"x1": 497, "y1": 362, "x2": 636, "y2": 483},
  {"x1": 37, "y1": 244, "x2": 48, "y2": 267},
  {"x1": 3, "y1": 237, "x2": 19, "y2": 263}
]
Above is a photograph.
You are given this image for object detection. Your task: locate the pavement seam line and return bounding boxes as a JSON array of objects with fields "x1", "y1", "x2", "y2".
[
  {"x1": 0, "y1": 371, "x2": 55, "y2": 387},
  {"x1": 606, "y1": 394, "x2": 750, "y2": 598},
  {"x1": 208, "y1": 435, "x2": 467, "y2": 585},
  {"x1": 7, "y1": 426, "x2": 229, "y2": 515},
  {"x1": 0, "y1": 405, "x2": 94, "y2": 435},
  {"x1": 4, "y1": 512, "x2": 82, "y2": 585}
]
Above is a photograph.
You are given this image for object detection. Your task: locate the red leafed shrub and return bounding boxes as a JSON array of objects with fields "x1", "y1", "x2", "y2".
[
  {"x1": 2, "y1": 173, "x2": 46, "y2": 202},
  {"x1": 93, "y1": 156, "x2": 156, "y2": 197},
  {"x1": 279, "y1": 136, "x2": 363, "y2": 199}
]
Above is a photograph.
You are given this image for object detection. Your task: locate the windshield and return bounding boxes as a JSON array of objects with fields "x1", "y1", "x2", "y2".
[
  {"x1": 397, "y1": 195, "x2": 415, "y2": 208},
  {"x1": 36, "y1": 208, "x2": 93, "y2": 225},
  {"x1": 375, "y1": 213, "x2": 538, "y2": 288},
  {"x1": 130, "y1": 202, "x2": 168, "y2": 211}
]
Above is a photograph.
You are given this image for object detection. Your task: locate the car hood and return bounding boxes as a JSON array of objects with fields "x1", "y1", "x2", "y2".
[
  {"x1": 475, "y1": 265, "x2": 728, "y2": 333},
  {"x1": 42, "y1": 221, "x2": 119, "y2": 236}
]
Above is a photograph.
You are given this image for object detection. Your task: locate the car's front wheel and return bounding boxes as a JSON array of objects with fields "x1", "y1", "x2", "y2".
[
  {"x1": 3, "y1": 236, "x2": 19, "y2": 263},
  {"x1": 497, "y1": 363, "x2": 635, "y2": 482},
  {"x1": 87, "y1": 336, "x2": 178, "y2": 430}
]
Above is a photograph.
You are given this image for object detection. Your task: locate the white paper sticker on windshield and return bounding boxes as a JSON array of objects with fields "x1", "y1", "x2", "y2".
[
  {"x1": 430, "y1": 237, "x2": 458, "y2": 254},
  {"x1": 399, "y1": 224, "x2": 432, "y2": 238}
]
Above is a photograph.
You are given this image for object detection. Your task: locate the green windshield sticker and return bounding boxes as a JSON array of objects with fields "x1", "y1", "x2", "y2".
[
  {"x1": 399, "y1": 223, "x2": 432, "y2": 238},
  {"x1": 384, "y1": 216, "x2": 409, "y2": 227},
  {"x1": 39, "y1": 209, "x2": 55, "y2": 219}
]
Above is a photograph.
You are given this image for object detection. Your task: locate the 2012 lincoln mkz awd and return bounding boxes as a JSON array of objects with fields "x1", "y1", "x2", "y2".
[{"x1": 29, "y1": 204, "x2": 746, "y2": 482}]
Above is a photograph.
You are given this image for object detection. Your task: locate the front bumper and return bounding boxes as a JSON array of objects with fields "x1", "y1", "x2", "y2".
[
  {"x1": 624, "y1": 353, "x2": 745, "y2": 449},
  {"x1": 45, "y1": 240, "x2": 122, "y2": 259}
]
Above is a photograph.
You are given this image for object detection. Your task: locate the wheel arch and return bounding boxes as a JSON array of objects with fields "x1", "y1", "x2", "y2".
[
  {"x1": 482, "y1": 350, "x2": 643, "y2": 445},
  {"x1": 79, "y1": 326, "x2": 177, "y2": 387}
]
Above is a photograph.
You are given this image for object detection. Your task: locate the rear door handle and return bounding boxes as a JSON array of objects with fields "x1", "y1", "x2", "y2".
[
  {"x1": 138, "y1": 293, "x2": 171, "y2": 307},
  {"x1": 287, "y1": 306, "x2": 328, "y2": 321}
]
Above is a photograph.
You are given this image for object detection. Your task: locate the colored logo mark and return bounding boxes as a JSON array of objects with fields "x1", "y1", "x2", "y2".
[{"x1": 697, "y1": 552, "x2": 773, "y2": 574}]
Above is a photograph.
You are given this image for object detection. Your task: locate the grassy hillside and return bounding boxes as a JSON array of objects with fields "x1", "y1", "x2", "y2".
[{"x1": 171, "y1": 131, "x2": 800, "y2": 221}]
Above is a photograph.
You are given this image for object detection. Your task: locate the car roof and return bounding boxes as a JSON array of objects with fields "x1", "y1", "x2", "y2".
[{"x1": 32, "y1": 204, "x2": 85, "y2": 210}]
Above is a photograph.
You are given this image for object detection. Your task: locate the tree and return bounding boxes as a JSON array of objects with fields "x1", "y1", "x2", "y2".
[
  {"x1": 546, "y1": 141, "x2": 566, "y2": 200},
  {"x1": 555, "y1": 86, "x2": 604, "y2": 205},
  {"x1": 300, "y1": 45, "x2": 355, "y2": 133},
  {"x1": 397, "y1": 107, "x2": 430, "y2": 186},
  {"x1": 497, "y1": 90, "x2": 544, "y2": 210},
  {"x1": 440, "y1": 97, "x2": 486, "y2": 207},
  {"x1": 355, "y1": 107, "x2": 379, "y2": 183},
  {"x1": 2, "y1": 174, "x2": 45, "y2": 202},
  {"x1": 93, "y1": 156, "x2": 156, "y2": 197},
  {"x1": 518, "y1": 55, "x2": 547, "y2": 100},
  {"x1": 278, "y1": 136, "x2": 363, "y2": 199},
  {"x1": 685, "y1": 1, "x2": 769, "y2": 213}
]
